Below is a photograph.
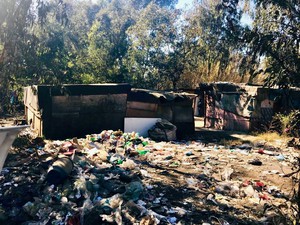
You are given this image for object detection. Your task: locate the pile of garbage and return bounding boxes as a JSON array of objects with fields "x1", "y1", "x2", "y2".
[
  {"x1": 0, "y1": 130, "x2": 188, "y2": 225},
  {"x1": 0, "y1": 129, "x2": 298, "y2": 224}
]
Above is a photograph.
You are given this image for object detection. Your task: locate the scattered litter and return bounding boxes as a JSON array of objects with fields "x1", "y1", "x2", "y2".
[
  {"x1": 0, "y1": 128, "x2": 296, "y2": 224},
  {"x1": 241, "y1": 185, "x2": 255, "y2": 197},
  {"x1": 221, "y1": 167, "x2": 234, "y2": 181},
  {"x1": 276, "y1": 154, "x2": 285, "y2": 161},
  {"x1": 248, "y1": 159, "x2": 263, "y2": 166},
  {"x1": 215, "y1": 181, "x2": 240, "y2": 197},
  {"x1": 257, "y1": 149, "x2": 275, "y2": 155},
  {"x1": 168, "y1": 216, "x2": 177, "y2": 224}
]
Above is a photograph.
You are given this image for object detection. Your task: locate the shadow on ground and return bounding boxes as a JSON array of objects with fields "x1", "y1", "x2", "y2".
[{"x1": 186, "y1": 128, "x2": 252, "y2": 145}]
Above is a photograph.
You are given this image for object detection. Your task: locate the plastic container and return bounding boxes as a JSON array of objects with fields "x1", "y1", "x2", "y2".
[
  {"x1": 46, "y1": 157, "x2": 73, "y2": 185},
  {"x1": 0, "y1": 125, "x2": 29, "y2": 171}
]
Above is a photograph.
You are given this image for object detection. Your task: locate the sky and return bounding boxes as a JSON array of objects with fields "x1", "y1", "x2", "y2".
[
  {"x1": 176, "y1": 0, "x2": 253, "y2": 26},
  {"x1": 176, "y1": 0, "x2": 193, "y2": 9}
]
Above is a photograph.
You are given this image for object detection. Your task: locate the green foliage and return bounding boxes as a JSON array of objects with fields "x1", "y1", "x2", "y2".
[
  {"x1": 220, "y1": 0, "x2": 300, "y2": 88},
  {"x1": 3, "y1": 0, "x2": 299, "y2": 114},
  {"x1": 126, "y1": 3, "x2": 182, "y2": 89},
  {"x1": 271, "y1": 110, "x2": 300, "y2": 137},
  {"x1": 0, "y1": 0, "x2": 37, "y2": 113},
  {"x1": 84, "y1": 0, "x2": 134, "y2": 83},
  {"x1": 181, "y1": 0, "x2": 246, "y2": 85},
  {"x1": 131, "y1": 0, "x2": 178, "y2": 9},
  {"x1": 0, "y1": 0, "x2": 73, "y2": 112}
]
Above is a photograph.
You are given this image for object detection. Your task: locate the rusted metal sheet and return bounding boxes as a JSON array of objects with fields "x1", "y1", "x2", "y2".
[
  {"x1": 126, "y1": 108, "x2": 158, "y2": 118},
  {"x1": 157, "y1": 104, "x2": 173, "y2": 122},
  {"x1": 52, "y1": 96, "x2": 81, "y2": 113},
  {"x1": 126, "y1": 101, "x2": 158, "y2": 118},
  {"x1": 205, "y1": 104, "x2": 225, "y2": 130},
  {"x1": 52, "y1": 95, "x2": 128, "y2": 114},
  {"x1": 201, "y1": 82, "x2": 300, "y2": 132},
  {"x1": 223, "y1": 111, "x2": 250, "y2": 131}
]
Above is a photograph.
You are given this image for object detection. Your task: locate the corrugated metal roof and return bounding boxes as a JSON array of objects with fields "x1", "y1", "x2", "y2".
[{"x1": 131, "y1": 88, "x2": 196, "y2": 102}]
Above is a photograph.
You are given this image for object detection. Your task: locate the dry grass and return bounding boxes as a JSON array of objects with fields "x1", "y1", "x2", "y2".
[
  {"x1": 219, "y1": 138, "x2": 244, "y2": 147},
  {"x1": 255, "y1": 132, "x2": 284, "y2": 142},
  {"x1": 224, "y1": 131, "x2": 291, "y2": 148},
  {"x1": 250, "y1": 131, "x2": 291, "y2": 147}
]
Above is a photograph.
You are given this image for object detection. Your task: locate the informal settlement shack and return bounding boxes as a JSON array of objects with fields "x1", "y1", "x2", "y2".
[
  {"x1": 24, "y1": 84, "x2": 131, "y2": 139},
  {"x1": 198, "y1": 82, "x2": 300, "y2": 131},
  {"x1": 24, "y1": 85, "x2": 196, "y2": 140},
  {"x1": 126, "y1": 89, "x2": 196, "y2": 139}
]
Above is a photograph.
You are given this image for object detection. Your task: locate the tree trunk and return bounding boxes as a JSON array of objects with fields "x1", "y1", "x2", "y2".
[{"x1": 0, "y1": 45, "x2": 11, "y2": 114}]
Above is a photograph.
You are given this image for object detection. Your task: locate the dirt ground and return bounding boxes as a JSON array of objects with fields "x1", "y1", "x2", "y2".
[{"x1": 0, "y1": 116, "x2": 299, "y2": 225}]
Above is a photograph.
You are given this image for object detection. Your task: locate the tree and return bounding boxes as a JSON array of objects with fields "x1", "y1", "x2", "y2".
[
  {"x1": 252, "y1": 0, "x2": 299, "y2": 87},
  {"x1": 30, "y1": 0, "x2": 95, "y2": 85},
  {"x1": 0, "y1": 0, "x2": 71, "y2": 113},
  {"x1": 180, "y1": 0, "x2": 246, "y2": 87},
  {"x1": 82, "y1": 0, "x2": 134, "y2": 83},
  {"x1": 131, "y1": 0, "x2": 178, "y2": 10},
  {"x1": 219, "y1": 0, "x2": 300, "y2": 87},
  {"x1": 0, "y1": 0, "x2": 35, "y2": 113},
  {"x1": 126, "y1": 3, "x2": 183, "y2": 89}
]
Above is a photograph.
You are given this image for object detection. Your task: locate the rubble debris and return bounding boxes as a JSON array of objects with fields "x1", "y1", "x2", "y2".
[{"x1": 148, "y1": 119, "x2": 177, "y2": 142}]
